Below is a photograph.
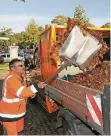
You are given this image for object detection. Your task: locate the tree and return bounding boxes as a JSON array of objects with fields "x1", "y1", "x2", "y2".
[
  {"x1": 10, "y1": 32, "x2": 25, "y2": 46},
  {"x1": 0, "y1": 27, "x2": 12, "y2": 37},
  {"x1": 51, "y1": 15, "x2": 68, "y2": 25},
  {"x1": 9, "y1": 19, "x2": 44, "y2": 49},
  {"x1": 101, "y1": 22, "x2": 110, "y2": 28},
  {"x1": 0, "y1": 27, "x2": 13, "y2": 49},
  {"x1": 0, "y1": 19, "x2": 44, "y2": 49},
  {"x1": 38, "y1": 26, "x2": 44, "y2": 34},
  {"x1": 74, "y1": 5, "x2": 90, "y2": 25},
  {"x1": 24, "y1": 19, "x2": 44, "y2": 48}
]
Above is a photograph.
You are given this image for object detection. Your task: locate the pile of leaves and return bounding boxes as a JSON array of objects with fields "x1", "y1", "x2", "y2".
[
  {"x1": 50, "y1": 18, "x2": 109, "y2": 70},
  {"x1": 50, "y1": 18, "x2": 110, "y2": 91},
  {"x1": 71, "y1": 61, "x2": 110, "y2": 91}
]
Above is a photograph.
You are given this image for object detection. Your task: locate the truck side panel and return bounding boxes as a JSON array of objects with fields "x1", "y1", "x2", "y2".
[
  {"x1": 56, "y1": 79, "x2": 103, "y2": 126},
  {"x1": 45, "y1": 79, "x2": 105, "y2": 134}
]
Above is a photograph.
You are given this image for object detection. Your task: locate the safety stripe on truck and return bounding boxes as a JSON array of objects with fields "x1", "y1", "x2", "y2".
[{"x1": 86, "y1": 93, "x2": 103, "y2": 126}]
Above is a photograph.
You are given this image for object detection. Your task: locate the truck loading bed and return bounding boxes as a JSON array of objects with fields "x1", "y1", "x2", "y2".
[{"x1": 45, "y1": 79, "x2": 110, "y2": 135}]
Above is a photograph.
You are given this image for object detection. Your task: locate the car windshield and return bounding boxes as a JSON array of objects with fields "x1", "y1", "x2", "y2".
[{"x1": 1, "y1": 55, "x2": 6, "y2": 57}]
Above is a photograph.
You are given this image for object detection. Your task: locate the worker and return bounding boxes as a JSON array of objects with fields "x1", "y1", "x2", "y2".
[
  {"x1": 24, "y1": 53, "x2": 30, "y2": 69},
  {"x1": 0, "y1": 58, "x2": 47, "y2": 135}
]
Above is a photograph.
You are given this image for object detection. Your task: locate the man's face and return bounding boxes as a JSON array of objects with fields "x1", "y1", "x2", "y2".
[{"x1": 11, "y1": 61, "x2": 25, "y2": 75}]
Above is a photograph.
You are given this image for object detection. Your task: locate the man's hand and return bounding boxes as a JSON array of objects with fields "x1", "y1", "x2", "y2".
[
  {"x1": 31, "y1": 94, "x2": 36, "y2": 99},
  {"x1": 37, "y1": 82, "x2": 47, "y2": 88}
]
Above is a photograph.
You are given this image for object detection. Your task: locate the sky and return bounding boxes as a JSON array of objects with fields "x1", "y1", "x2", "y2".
[{"x1": 0, "y1": 0, "x2": 110, "y2": 33}]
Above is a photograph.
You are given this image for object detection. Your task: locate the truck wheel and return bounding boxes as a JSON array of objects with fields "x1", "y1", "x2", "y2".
[{"x1": 62, "y1": 119, "x2": 74, "y2": 135}]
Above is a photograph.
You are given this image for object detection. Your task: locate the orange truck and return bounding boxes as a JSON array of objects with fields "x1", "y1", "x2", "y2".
[{"x1": 31, "y1": 25, "x2": 110, "y2": 135}]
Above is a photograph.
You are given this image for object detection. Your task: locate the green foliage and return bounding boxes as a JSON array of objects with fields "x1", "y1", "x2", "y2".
[
  {"x1": 101, "y1": 22, "x2": 110, "y2": 28},
  {"x1": 10, "y1": 32, "x2": 25, "y2": 46},
  {"x1": 74, "y1": 5, "x2": 90, "y2": 25},
  {"x1": 51, "y1": 15, "x2": 68, "y2": 25},
  {"x1": 0, "y1": 19, "x2": 44, "y2": 49},
  {"x1": 0, "y1": 27, "x2": 12, "y2": 36},
  {"x1": 0, "y1": 27, "x2": 12, "y2": 49},
  {"x1": 24, "y1": 19, "x2": 44, "y2": 48}
]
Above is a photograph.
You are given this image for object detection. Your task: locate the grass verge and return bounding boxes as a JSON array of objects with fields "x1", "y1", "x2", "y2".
[{"x1": 0, "y1": 63, "x2": 9, "y2": 69}]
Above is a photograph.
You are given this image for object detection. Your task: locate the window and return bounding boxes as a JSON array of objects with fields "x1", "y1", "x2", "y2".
[{"x1": 1, "y1": 55, "x2": 6, "y2": 57}]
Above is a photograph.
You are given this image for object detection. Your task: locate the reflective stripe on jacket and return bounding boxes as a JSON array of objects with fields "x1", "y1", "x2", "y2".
[{"x1": 0, "y1": 71, "x2": 38, "y2": 121}]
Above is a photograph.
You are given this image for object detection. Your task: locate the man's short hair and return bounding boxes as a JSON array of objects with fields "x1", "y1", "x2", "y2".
[{"x1": 9, "y1": 58, "x2": 23, "y2": 69}]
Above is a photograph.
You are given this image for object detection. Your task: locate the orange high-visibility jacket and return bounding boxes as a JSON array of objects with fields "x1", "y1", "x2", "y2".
[{"x1": 0, "y1": 71, "x2": 38, "y2": 122}]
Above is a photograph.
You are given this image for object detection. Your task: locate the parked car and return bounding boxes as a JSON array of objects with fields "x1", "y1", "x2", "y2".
[
  {"x1": 0, "y1": 53, "x2": 10, "y2": 63},
  {"x1": 0, "y1": 53, "x2": 24, "y2": 63},
  {"x1": 0, "y1": 56, "x2": 4, "y2": 63}
]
